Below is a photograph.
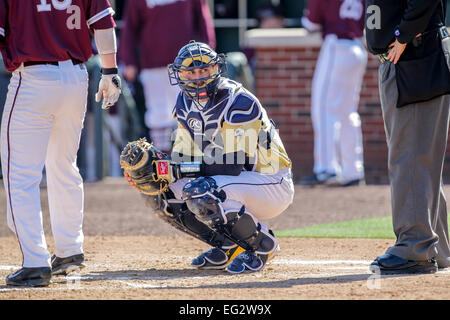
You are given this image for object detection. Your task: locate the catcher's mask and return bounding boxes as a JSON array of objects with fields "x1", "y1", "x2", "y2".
[{"x1": 168, "y1": 40, "x2": 227, "y2": 108}]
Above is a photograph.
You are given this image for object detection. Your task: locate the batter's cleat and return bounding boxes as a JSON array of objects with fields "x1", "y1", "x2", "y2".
[
  {"x1": 299, "y1": 171, "x2": 336, "y2": 186},
  {"x1": 51, "y1": 253, "x2": 85, "y2": 276},
  {"x1": 191, "y1": 246, "x2": 245, "y2": 270},
  {"x1": 6, "y1": 267, "x2": 52, "y2": 287}
]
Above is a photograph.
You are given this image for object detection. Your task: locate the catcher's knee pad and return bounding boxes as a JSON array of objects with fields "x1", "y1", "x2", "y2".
[
  {"x1": 182, "y1": 177, "x2": 277, "y2": 255},
  {"x1": 182, "y1": 177, "x2": 227, "y2": 226}
]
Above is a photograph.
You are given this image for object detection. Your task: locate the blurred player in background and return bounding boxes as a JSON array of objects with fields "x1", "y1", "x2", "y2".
[
  {"x1": 118, "y1": 0, "x2": 215, "y2": 153},
  {"x1": 0, "y1": 0, "x2": 120, "y2": 286},
  {"x1": 299, "y1": 0, "x2": 367, "y2": 187}
]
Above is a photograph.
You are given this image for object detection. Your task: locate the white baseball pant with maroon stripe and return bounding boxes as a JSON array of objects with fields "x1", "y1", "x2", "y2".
[{"x1": 0, "y1": 60, "x2": 88, "y2": 268}]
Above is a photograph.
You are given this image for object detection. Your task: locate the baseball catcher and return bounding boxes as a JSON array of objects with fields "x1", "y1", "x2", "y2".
[{"x1": 121, "y1": 40, "x2": 294, "y2": 274}]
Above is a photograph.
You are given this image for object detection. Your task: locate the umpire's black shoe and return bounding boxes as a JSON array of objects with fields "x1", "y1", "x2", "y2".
[
  {"x1": 6, "y1": 267, "x2": 51, "y2": 287},
  {"x1": 370, "y1": 253, "x2": 438, "y2": 275},
  {"x1": 51, "y1": 253, "x2": 85, "y2": 275}
]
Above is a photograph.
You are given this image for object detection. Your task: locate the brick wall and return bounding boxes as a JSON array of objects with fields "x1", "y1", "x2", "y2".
[
  {"x1": 254, "y1": 45, "x2": 388, "y2": 184},
  {"x1": 245, "y1": 28, "x2": 448, "y2": 185}
]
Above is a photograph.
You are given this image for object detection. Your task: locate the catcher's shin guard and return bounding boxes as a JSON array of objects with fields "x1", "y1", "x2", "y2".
[
  {"x1": 222, "y1": 207, "x2": 279, "y2": 257},
  {"x1": 182, "y1": 177, "x2": 278, "y2": 256},
  {"x1": 142, "y1": 190, "x2": 232, "y2": 249}
]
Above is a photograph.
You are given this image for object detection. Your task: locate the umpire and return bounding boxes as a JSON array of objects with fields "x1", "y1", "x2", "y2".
[{"x1": 366, "y1": 0, "x2": 450, "y2": 274}]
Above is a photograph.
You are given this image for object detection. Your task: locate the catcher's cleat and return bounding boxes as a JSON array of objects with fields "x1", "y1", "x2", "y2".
[
  {"x1": 6, "y1": 267, "x2": 52, "y2": 287},
  {"x1": 191, "y1": 246, "x2": 245, "y2": 270},
  {"x1": 226, "y1": 251, "x2": 264, "y2": 274},
  {"x1": 226, "y1": 245, "x2": 280, "y2": 274},
  {"x1": 51, "y1": 253, "x2": 86, "y2": 276}
]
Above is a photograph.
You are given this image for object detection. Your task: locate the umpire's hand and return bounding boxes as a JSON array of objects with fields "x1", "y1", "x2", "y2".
[{"x1": 388, "y1": 39, "x2": 407, "y2": 64}]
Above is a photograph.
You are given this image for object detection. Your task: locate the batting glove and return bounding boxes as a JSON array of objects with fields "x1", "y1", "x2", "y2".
[{"x1": 96, "y1": 68, "x2": 122, "y2": 110}]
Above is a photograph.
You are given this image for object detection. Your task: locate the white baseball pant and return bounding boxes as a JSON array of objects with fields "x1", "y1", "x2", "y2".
[
  {"x1": 1, "y1": 60, "x2": 88, "y2": 268},
  {"x1": 311, "y1": 34, "x2": 367, "y2": 183},
  {"x1": 169, "y1": 168, "x2": 294, "y2": 221}
]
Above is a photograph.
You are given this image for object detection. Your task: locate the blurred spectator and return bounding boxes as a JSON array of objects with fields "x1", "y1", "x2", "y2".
[
  {"x1": 118, "y1": 0, "x2": 215, "y2": 153},
  {"x1": 255, "y1": 3, "x2": 285, "y2": 28},
  {"x1": 240, "y1": 3, "x2": 286, "y2": 92},
  {"x1": 213, "y1": 0, "x2": 238, "y2": 19},
  {"x1": 225, "y1": 51, "x2": 255, "y2": 93}
]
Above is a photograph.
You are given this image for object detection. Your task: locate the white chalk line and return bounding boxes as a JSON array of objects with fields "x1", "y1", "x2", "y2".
[
  {"x1": 273, "y1": 259, "x2": 372, "y2": 265},
  {"x1": 0, "y1": 259, "x2": 448, "y2": 292},
  {"x1": 119, "y1": 281, "x2": 168, "y2": 289},
  {"x1": 0, "y1": 266, "x2": 16, "y2": 271}
]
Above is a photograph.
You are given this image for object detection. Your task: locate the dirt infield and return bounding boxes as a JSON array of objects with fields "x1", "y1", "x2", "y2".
[{"x1": 0, "y1": 178, "x2": 449, "y2": 300}]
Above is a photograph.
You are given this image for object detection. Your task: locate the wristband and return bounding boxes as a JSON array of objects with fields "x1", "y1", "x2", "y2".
[
  {"x1": 101, "y1": 67, "x2": 118, "y2": 75},
  {"x1": 180, "y1": 162, "x2": 201, "y2": 174},
  {"x1": 171, "y1": 162, "x2": 202, "y2": 180}
]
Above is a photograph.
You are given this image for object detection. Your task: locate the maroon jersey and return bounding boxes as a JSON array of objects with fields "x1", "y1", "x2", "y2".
[
  {"x1": 302, "y1": 0, "x2": 365, "y2": 39},
  {"x1": 0, "y1": 0, "x2": 116, "y2": 72},
  {"x1": 118, "y1": 0, "x2": 215, "y2": 69}
]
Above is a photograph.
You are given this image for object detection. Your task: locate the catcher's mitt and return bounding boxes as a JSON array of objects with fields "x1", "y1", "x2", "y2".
[{"x1": 120, "y1": 138, "x2": 173, "y2": 195}]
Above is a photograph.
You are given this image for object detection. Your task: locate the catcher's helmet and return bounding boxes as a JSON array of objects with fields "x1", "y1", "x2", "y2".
[{"x1": 168, "y1": 40, "x2": 227, "y2": 105}]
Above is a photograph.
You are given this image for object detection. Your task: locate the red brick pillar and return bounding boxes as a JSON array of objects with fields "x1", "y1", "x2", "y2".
[{"x1": 244, "y1": 28, "x2": 388, "y2": 184}]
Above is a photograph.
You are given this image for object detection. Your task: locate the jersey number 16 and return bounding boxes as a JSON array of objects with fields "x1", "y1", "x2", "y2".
[
  {"x1": 37, "y1": 0, "x2": 73, "y2": 11},
  {"x1": 36, "y1": 0, "x2": 81, "y2": 30}
]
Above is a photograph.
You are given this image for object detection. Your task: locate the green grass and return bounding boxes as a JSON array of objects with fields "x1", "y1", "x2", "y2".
[
  {"x1": 275, "y1": 215, "x2": 450, "y2": 239},
  {"x1": 275, "y1": 216, "x2": 396, "y2": 239}
]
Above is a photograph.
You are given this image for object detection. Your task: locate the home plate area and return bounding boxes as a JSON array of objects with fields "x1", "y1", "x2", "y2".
[{"x1": 0, "y1": 236, "x2": 449, "y2": 300}]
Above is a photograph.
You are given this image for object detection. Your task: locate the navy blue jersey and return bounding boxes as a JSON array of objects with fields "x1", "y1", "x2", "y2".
[{"x1": 171, "y1": 78, "x2": 291, "y2": 175}]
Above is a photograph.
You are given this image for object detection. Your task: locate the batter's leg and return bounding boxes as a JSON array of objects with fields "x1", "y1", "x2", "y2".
[
  {"x1": 45, "y1": 65, "x2": 88, "y2": 259},
  {"x1": 0, "y1": 70, "x2": 54, "y2": 268}
]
